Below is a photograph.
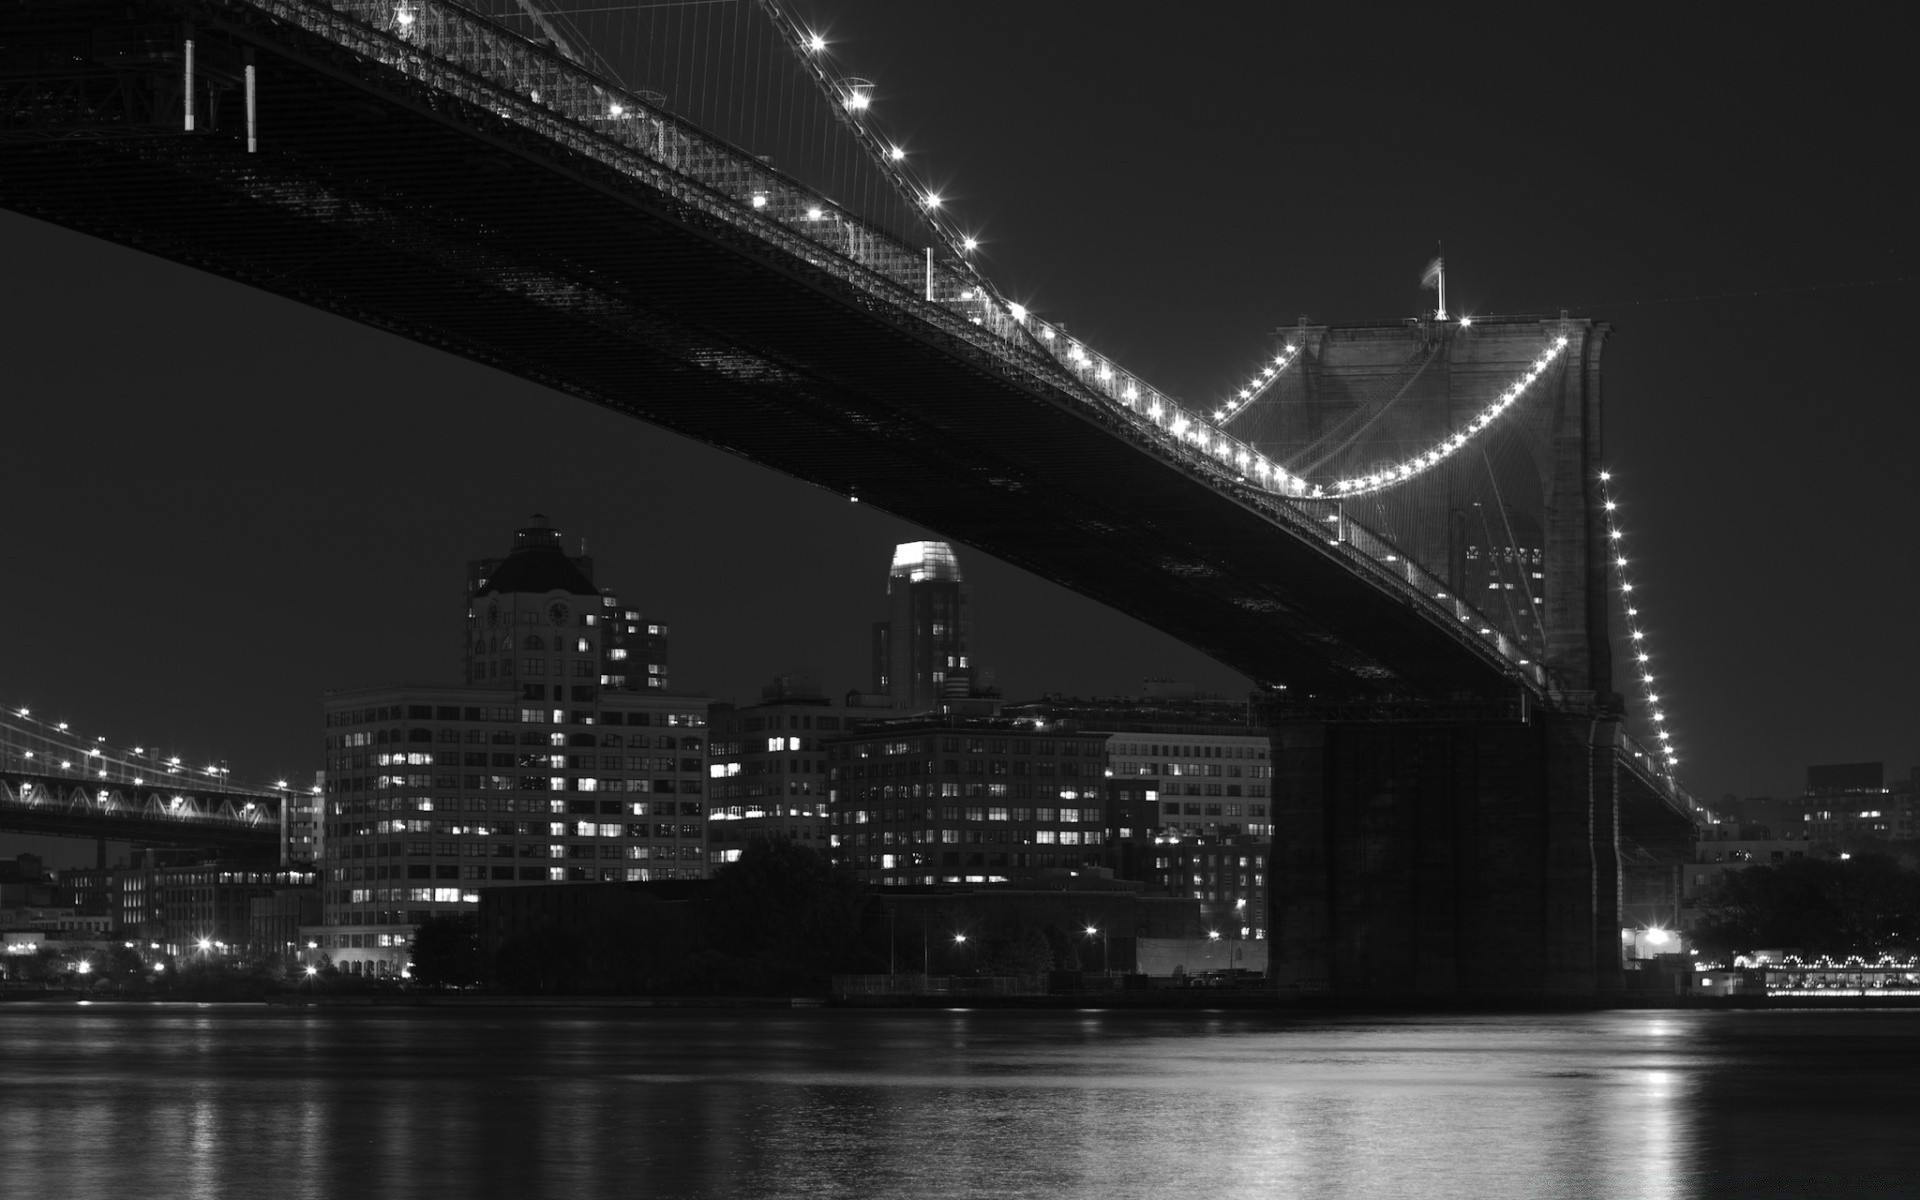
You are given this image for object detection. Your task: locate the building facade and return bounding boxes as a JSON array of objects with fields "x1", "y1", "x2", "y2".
[
  {"x1": 311, "y1": 518, "x2": 710, "y2": 977},
  {"x1": 705, "y1": 675, "x2": 873, "y2": 865},
  {"x1": 1001, "y1": 695, "x2": 1275, "y2": 938},
  {"x1": 60, "y1": 860, "x2": 316, "y2": 955},
  {"x1": 826, "y1": 716, "x2": 1112, "y2": 886}
]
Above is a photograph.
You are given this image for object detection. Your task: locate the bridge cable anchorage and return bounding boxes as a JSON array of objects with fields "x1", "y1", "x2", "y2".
[
  {"x1": 1318, "y1": 334, "x2": 1571, "y2": 498},
  {"x1": 1213, "y1": 340, "x2": 1303, "y2": 427},
  {"x1": 1599, "y1": 471, "x2": 1683, "y2": 780}
]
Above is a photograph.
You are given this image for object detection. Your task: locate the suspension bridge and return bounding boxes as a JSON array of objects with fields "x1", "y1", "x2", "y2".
[
  {"x1": 0, "y1": 706, "x2": 285, "y2": 857},
  {"x1": 0, "y1": 0, "x2": 1703, "y2": 995}
]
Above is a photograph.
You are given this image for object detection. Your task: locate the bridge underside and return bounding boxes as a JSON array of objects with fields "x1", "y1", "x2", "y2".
[{"x1": 0, "y1": 0, "x2": 1531, "y2": 698}]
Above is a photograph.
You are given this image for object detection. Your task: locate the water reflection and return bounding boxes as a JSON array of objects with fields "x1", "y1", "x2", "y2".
[{"x1": 2, "y1": 1005, "x2": 1916, "y2": 1198}]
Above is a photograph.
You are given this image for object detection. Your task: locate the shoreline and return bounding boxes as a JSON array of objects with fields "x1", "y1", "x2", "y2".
[{"x1": 8, "y1": 989, "x2": 1920, "y2": 1013}]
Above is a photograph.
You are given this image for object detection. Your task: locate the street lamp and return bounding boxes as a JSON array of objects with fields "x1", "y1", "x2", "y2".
[{"x1": 1085, "y1": 924, "x2": 1110, "y2": 975}]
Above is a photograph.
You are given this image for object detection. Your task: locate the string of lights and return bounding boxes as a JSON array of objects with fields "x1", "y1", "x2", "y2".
[
  {"x1": 1325, "y1": 336, "x2": 1569, "y2": 498},
  {"x1": 1214, "y1": 341, "x2": 1303, "y2": 426},
  {"x1": 423, "y1": 1, "x2": 1563, "y2": 511},
  {"x1": 1599, "y1": 472, "x2": 1681, "y2": 775},
  {"x1": 0, "y1": 704, "x2": 288, "y2": 795},
  {"x1": 756, "y1": 12, "x2": 1567, "y2": 504}
]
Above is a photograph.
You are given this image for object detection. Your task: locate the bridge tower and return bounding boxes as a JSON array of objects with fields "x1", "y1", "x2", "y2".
[{"x1": 1248, "y1": 317, "x2": 1692, "y2": 998}]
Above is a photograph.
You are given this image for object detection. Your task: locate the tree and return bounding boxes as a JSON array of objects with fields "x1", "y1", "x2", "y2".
[
  {"x1": 1693, "y1": 854, "x2": 1920, "y2": 957},
  {"x1": 703, "y1": 839, "x2": 866, "y2": 991},
  {"x1": 408, "y1": 913, "x2": 484, "y2": 987}
]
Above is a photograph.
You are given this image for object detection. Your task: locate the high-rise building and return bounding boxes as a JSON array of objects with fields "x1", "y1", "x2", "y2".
[
  {"x1": 311, "y1": 517, "x2": 711, "y2": 977},
  {"x1": 871, "y1": 541, "x2": 980, "y2": 713}
]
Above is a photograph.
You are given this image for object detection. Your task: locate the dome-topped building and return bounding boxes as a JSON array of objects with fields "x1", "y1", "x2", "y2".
[{"x1": 464, "y1": 514, "x2": 669, "y2": 696}]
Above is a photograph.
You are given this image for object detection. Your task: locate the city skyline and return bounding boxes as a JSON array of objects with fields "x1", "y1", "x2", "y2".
[{"x1": 0, "y1": 4, "x2": 1914, "y2": 824}]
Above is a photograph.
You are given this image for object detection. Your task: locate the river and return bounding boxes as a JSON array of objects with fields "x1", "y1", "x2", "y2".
[{"x1": 0, "y1": 1004, "x2": 1914, "y2": 1198}]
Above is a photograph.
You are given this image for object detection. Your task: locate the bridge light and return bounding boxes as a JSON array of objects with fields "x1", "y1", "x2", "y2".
[
  {"x1": 15, "y1": 708, "x2": 25, "y2": 716},
  {"x1": 60, "y1": 760, "x2": 71, "y2": 769},
  {"x1": 805, "y1": 206, "x2": 823, "y2": 220},
  {"x1": 807, "y1": 32, "x2": 827, "y2": 53},
  {"x1": 923, "y1": 192, "x2": 940, "y2": 208},
  {"x1": 750, "y1": 193, "x2": 767, "y2": 209},
  {"x1": 889, "y1": 145, "x2": 905, "y2": 161},
  {"x1": 394, "y1": 5, "x2": 414, "y2": 28},
  {"x1": 608, "y1": 103, "x2": 625, "y2": 118},
  {"x1": 1459, "y1": 315, "x2": 1473, "y2": 327},
  {"x1": 57, "y1": 722, "x2": 68, "y2": 731},
  {"x1": 962, "y1": 237, "x2": 977, "y2": 252}
]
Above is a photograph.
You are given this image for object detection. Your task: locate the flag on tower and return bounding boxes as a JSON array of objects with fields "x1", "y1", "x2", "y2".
[{"x1": 1420, "y1": 254, "x2": 1448, "y2": 320}]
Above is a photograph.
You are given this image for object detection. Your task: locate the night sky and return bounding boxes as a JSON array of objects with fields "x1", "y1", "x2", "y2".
[{"x1": 2, "y1": 6, "x2": 1914, "y2": 866}]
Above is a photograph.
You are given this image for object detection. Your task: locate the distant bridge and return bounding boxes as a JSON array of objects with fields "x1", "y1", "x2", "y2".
[{"x1": 0, "y1": 708, "x2": 281, "y2": 854}]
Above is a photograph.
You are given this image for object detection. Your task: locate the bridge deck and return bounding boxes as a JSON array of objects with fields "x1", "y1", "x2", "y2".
[{"x1": 2, "y1": 0, "x2": 1553, "y2": 699}]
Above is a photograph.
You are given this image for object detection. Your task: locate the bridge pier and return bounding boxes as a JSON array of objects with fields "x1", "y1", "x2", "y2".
[{"x1": 1269, "y1": 705, "x2": 1643, "y2": 999}]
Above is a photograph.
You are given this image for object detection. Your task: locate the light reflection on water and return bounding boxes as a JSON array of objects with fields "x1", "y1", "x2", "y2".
[{"x1": 2, "y1": 1005, "x2": 1916, "y2": 1199}]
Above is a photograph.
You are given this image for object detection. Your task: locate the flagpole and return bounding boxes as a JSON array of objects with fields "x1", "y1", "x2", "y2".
[{"x1": 1437, "y1": 260, "x2": 1447, "y2": 321}]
